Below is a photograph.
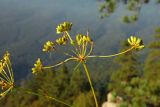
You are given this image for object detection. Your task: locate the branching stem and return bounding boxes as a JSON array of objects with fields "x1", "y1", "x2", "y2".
[
  {"x1": 87, "y1": 47, "x2": 134, "y2": 58},
  {"x1": 44, "y1": 58, "x2": 77, "y2": 69}
]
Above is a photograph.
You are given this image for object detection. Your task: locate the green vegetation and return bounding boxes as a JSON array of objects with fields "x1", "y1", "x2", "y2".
[{"x1": 98, "y1": 0, "x2": 160, "y2": 23}]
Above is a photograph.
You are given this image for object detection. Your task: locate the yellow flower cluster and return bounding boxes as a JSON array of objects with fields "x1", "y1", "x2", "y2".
[
  {"x1": 0, "y1": 80, "x2": 8, "y2": 90},
  {"x1": 0, "y1": 51, "x2": 10, "y2": 72},
  {"x1": 56, "y1": 22, "x2": 72, "y2": 34},
  {"x1": 56, "y1": 35, "x2": 68, "y2": 45},
  {"x1": 32, "y1": 58, "x2": 43, "y2": 74},
  {"x1": 76, "y1": 34, "x2": 92, "y2": 46},
  {"x1": 0, "y1": 51, "x2": 14, "y2": 99},
  {"x1": 0, "y1": 62, "x2": 5, "y2": 73},
  {"x1": 43, "y1": 41, "x2": 55, "y2": 52},
  {"x1": 128, "y1": 36, "x2": 144, "y2": 50}
]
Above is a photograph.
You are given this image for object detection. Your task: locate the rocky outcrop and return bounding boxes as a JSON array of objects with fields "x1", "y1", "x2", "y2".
[{"x1": 102, "y1": 92, "x2": 123, "y2": 107}]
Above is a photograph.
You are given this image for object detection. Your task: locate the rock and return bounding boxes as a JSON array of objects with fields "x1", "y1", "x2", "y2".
[
  {"x1": 102, "y1": 102, "x2": 117, "y2": 107},
  {"x1": 101, "y1": 92, "x2": 123, "y2": 107}
]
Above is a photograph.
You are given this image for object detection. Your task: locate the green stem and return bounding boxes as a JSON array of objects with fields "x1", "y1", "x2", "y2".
[
  {"x1": 44, "y1": 58, "x2": 77, "y2": 69},
  {"x1": 86, "y1": 43, "x2": 93, "y2": 57},
  {"x1": 28, "y1": 91, "x2": 73, "y2": 107},
  {"x1": 82, "y1": 63, "x2": 99, "y2": 107},
  {"x1": 16, "y1": 87, "x2": 73, "y2": 107},
  {"x1": 87, "y1": 47, "x2": 134, "y2": 58},
  {"x1": 65, "y1": 31, "x2": 73, "y2": 43}
]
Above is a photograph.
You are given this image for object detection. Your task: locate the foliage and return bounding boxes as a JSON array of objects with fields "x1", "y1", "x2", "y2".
[
  {"x1": 143, "y1": 27, "x2": 160, "y2": 106},
  {"x1": 98, "y1": 0, "x2": 159, "y2": 23},
  {"x1": 0, "y1": 66, "x2": 96, "y2": 107}
]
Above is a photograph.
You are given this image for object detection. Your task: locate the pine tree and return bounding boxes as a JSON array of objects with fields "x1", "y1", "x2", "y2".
[{"x1": 143, "y1": 27, "x2": 160, "y2": 106}]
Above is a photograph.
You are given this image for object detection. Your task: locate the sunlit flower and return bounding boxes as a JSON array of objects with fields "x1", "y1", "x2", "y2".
[
  {"x1": 128, "y1": 36, "x2": 144, "y2": 50},
  {"x1": 32, "y1": 58, "x2": 43, "y2": 74},
  {"x1": 0, "y1": 51, "x2": 14, "y2": 99},
  {"x1": 43, "y1": 41, "x2": 55, "y2": 52},
  {"x1": 56, "y1": 35, "x2": 68, "y2": 45},
  {"x1": 76, "y1": 34, "x2": 83, "y2": 45},
  {"x1": 3, "y1": 51, "x2": 10, "y2": 62},
  {"x1": 0, "y1": 62, "x2": 4, "y2": 73},
  {"x1": 76, "y1": 34, "x2": 92, "y2": 46},
  {"x1": 56, "y1": 22, "x2": 72, "y2": 34}
]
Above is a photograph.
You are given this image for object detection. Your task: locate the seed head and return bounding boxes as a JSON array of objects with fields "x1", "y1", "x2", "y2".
[
  {"x1": 56, "y1": 22, "x2": 72, "y2": 34},
  {"x1": 128, "y1": 36, "x2": 144, "y2": 50},
  {"x1": 32, "y1": 58, "x2": 43, "y2": 74}
]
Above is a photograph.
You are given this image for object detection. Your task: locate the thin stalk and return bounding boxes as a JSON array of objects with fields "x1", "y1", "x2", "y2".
[
  {"x1": 82, "y1": 41, "x2": 85, "y2": 56},
  {"x1": 16, "y1": 87, "x2": 73, "y2": 107},
  {"x1": 1, "y1": 69, "x2": 11, "y2": 83},
  {"x1": 71, "y1": 50, "x2": 79, "y2": 57},
  {"x1": 0, "y1": 86, "x2": 13, "y2": 99},
  {"x1": 44, "y1": 58, "x2": 77, "y2": 69},
  {"x1": 64, "y1": 52, "x2": 74, "y2": 58},
  {"x1": 82, "y1": 63, "x2": 99, "y2": 107},
  {"x1": 65, "y1": 31, "x2": 73, "y2": 42},
  {"x1": 0, "y1": 76, "x2": 10, "y2": 85},
  {"x1": 83, "y1": 42, "x2": 88, "y2": 56},
  {"x1": 7, "y1": 58, "x2": 14, "y2": 82},
  {"x1": 73, "y1": 62, "x2": 81, "y2": 71},
  {"x1": 86, "y1": 43, "x2": 93, "y2": 57},
  {"x1": 6, "y1": 63, "x2": 14, "y2": 82},
  {"x1": 65, "y1": 31, "x2": 80, "y2": 55},
  {"x1": 28, "y1": 92, "x2": 73, "y2": 107},
  {"x1": 87, "y1": 47, "x2": 134, "y2": 58}
]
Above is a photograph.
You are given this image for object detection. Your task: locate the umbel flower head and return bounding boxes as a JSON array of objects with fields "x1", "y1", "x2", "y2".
[
  {"x1": 56, "y1": 35, "x2": 68, "y2": 45},
  {"x1": 0, "y1": 51, "x2": 14, "y2": 99},
  {"x1": 128, "y1": 36, "x2": 144, "y2": 50},
  {"x1": 76, "y1": 34, "x2": 92, "y2": 46},
  {"x1": 56, "y1": 22, "x2": 72, "y2": 34},
  {"x1": 43, "y1": 41, "x2": 55, "y2": 52},
  {"x1": 32, "y1": 58, "x2": 43, "y2": 74}
]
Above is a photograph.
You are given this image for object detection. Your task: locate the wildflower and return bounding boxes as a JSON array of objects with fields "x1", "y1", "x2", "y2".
[
  {"x1": 76, "y1": 34, "x2": 92, "y2": 46},
  {"x1": 86, "y1": 35, "x2": 92, "y2": 43},
  {"x1": 56, "y1": 22, "x2": 72, "y2": 34},
  {"x1": 0, "y1": 51, "x2": 14, "y2": 99},
  {"x1": 3, "y1": 51, "x2": 10, "y2": 62},
  {"x1": 0, "y1": 80, "x2": 8, "y2": 90},
  {"x1": 43, "y1": 41, "x2": 55, "y2": 52},
  {"x1": 0, "y1": 62, "x2": 4, "y2": 73},
  {"x1": 56, "y1": 35, "x2": 68, "y2": 45},
  {"x1": 128, "y1": 36, "x2": 144, "y2": 50},
  {"x1": 76, "y1": 34, "x2": 83, "y2": 45},
  {"x1": 32, "y1": 58, "x2": 43, "y2": 74}
]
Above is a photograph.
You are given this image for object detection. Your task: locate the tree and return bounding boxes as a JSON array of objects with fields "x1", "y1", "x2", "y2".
[
  {"x1": 108, "y1": 40, "x2": 145, "y2": 106},
  {"x1": 143, "y1": 27, "x2": 160, "y2": 106},
  {"x1": 98, "y1": 0, "x2": 159, "y2": 23}
]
